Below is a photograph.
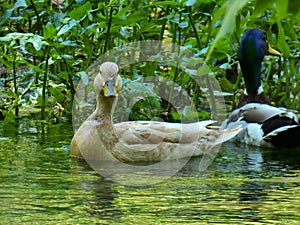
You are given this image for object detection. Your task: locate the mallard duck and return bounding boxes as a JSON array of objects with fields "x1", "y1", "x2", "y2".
[
  {"x1": 222, "y1": 28, "x2": 300, "y2": 148},
  {"x1": 70, "y1": 62, "x2": 242, "y2": 162}
]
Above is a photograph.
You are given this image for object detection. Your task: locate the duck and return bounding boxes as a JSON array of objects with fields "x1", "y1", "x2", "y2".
[
  {"x1": 70, "y1": 62, "x2": 242, "y2": 162},
  {"x1": 222, "y1": 28, "x2": 300, "y2": 148}
]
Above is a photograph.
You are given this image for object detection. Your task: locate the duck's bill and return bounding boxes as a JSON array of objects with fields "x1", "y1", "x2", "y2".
[
  {"x1": 104, "y1": 79, "x2": 118, "y2": 97},
  {"x1": 268, "y1": 44, "x2": 281, "y2": 56}
]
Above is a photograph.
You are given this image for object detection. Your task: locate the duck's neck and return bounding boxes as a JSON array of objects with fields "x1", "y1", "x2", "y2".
[
  {"x1": 94, "y1": 94, "x2": 116, "y2": 127},
  {"x1": 92, "y1": 94, "x2": 118, "y2": 150},
  {"x1": 239, "y1": 55, "x2": 263, "y2": 96}
]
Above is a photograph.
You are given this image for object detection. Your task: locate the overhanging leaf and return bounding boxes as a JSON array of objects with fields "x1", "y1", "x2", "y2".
[
  {"x1": 252, "y1": 0, "x2": 275, "y2": 17},
  {"x1": 205, "y1": 0, "x2": 248, "y2": 63},
  {"x1": 277, "y1": 21, "x2": 290, "y2": 56}
]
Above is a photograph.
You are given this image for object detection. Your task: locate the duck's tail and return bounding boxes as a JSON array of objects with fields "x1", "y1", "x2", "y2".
[
  {"x1": 198, "y1": 125, "x2": 242, "y2": 171},
  {"x1": 263, "y1": 125, "x2": 300, "y2": 148},
  {"x1": 214, "y1": 125, "x2": 243, "y2": 145}
]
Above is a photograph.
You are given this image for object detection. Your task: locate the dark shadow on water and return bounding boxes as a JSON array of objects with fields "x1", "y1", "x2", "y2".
[{"x1": 71, "y1": 157, "x2": 123, "y2": 220}]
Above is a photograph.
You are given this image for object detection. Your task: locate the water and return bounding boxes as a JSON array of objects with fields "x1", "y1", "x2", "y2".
[{"x1": 1, "y1": 119, "x2": 300, "y2": 224}]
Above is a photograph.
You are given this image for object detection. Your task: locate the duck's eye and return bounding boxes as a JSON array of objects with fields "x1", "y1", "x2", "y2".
[{"x1": 262, "y1": 35, "x2": 267, "y2": 41}]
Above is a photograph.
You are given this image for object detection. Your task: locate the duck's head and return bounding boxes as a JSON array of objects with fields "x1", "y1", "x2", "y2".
[
  {"x1": 94, "y1": 62, "x2": 122, "y2": 98},
  {"x1": 238, "y1": 29, "x2": 280, "y2": 96}
]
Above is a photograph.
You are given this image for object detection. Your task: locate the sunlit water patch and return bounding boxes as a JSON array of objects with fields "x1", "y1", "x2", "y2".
[{"x1": 1, "y1": 119, "x2": 300, "y2": 224}]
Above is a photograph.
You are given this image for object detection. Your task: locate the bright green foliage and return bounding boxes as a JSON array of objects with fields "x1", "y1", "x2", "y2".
[{"x1": 0, "y1": 0, "x2": 299, "y2": 123}]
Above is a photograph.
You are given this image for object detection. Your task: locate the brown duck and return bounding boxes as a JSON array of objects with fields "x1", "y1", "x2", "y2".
[{"x1": 70, "y1": 62, "x2": 242, "y2": 162}]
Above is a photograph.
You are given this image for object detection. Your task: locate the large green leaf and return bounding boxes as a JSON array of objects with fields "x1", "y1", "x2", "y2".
[
  {"x1": 288, "y1": 0, "x2": 300, "y2": 15},
  {"x1": 205, "y1": 0, "x2": 248, "y2": 63},
  {"x1": 275, "y1": 0, "x2": 288, "y2": 20},
  {"x1": 69, "y1": 2, "x2": 92, "y2": 21},
  {"x1": 276, "y1": 22, "x2": 290, "y2": 56},
  {"x1": 253, "y1": 0, "x2": 288, "y2": 19},
  {"x1": 252, "y1": 0, "x2": 275, "y2": 17}
]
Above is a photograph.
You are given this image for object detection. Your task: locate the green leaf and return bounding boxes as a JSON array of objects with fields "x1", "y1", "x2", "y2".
[
  {"x1": 125, "y1": 11, "x2": 148, "y2": 25},
  {"x1": 179, "y1": 21, "x2": 188, "y2": 29},
  {"x1": 0, "y1": 8, "x2": 13, "y2": 26},
  {"x1": 184, "y1": 0, "x2": 197, "y2": 6},
  {"x1": 123, "y1": 79, "x2": 158, "y2": 99},
  {"x1": 282, "y1": 20, "x2": 298, "y2": 40},
  {"x1": 253, "y1": 0, "x2": 288, "y2": 19},
  {"x1": 196, "y1": 64, "x2": 212, "y2": 76},
  {"x1": 252, "y1": 0, "x2": 275, "y2": 17},
  {"x1": 77, "y1": 71, "x2": 89, "y2": 85},
  {"x1": 0, "y1": 36, "x2": 12, "y2": 42},
  {"x1": 29, "y1": 35, "x2": 44, "y2": 51},
  {"x1": 0, "y1": 54, "x2": 14, "y2": 68},
  {"x1": 275, "y1": 0, "x2": 288, "y2": 20},
  {"x1": 49, "y1": 84, "x2": 67, "y2": 103},
  {"x1": 206, "y1": 0, "x2": 248, "y2": 63},
  {"x1": 151, "y1": 1, "x2": 182, "y2": 7},
  {"x1": 288, "y1": 0, "x2": 300, "y2": 15},
  {"x1": 14, "y1": 0, "x2": 27, "y2": 8},
  {"x1": 3, "y1": 111, "x2": 16, "y2": 126},
  {"x1": 43, "y1": 23, "x2": 57, "y2": 39},
  {"x1": 60, "y1": 40, "x2": 78, "y2": 47},
  {"x1": 57, "y1": 20, "x2": 77, "y2": 36},
  {"x1": 69, "y1": 2, "x2": 92, "y2": 20},
  {"x1": 25, "y1": 62, "x2": 44, "y2": 73},
  {"x1": 58, "y1": 72, "x2": 69, "y2": 80},
  {"x1": 172, "y1": 112, "x2": 181, "y2": 121},
  {"x1": 277, "y1": 22, "x2": 290, "y2": 56},
  {"x1": 60, "y1": 54, "x2": 73, "y2": 60}
]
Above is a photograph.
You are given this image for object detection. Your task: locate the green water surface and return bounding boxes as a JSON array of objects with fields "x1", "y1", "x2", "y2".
[{"x1": 1, "y1": 119, "x2": 300, "y2": 224}]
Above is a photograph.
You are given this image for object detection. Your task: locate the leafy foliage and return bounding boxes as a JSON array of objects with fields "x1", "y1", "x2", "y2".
[{"x1": 0, "y1": 0, "x2": 299, "y2": 124}]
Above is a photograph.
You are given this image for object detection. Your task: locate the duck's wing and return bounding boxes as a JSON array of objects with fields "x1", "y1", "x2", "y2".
[
  {"x1": 222, "y1": 103, "x2": 300, "y2": 148},
  {"x1": 111, "y1": 121, "x2": 242, "y2": 162},
  {"x1": 224, "y1": 103, "x2": 298, "y2": 125},
  {"x1": 114, "y1": 120, "x2": 216, "y2": 144},
  {"x1": 114, "y1": 120, "x2": 241, "y2": 145}
]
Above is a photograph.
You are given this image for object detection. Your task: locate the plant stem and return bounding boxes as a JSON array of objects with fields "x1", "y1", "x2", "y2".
[
  {"x1": 206, "y1": 74, "x2": 217, "y2": 120},
  {"x1": 13, "y1": 54, "x2": 18, "y2": 117},
  {"x1": 187, "y1": 6, "x2": 201, "y2": 50},
  {"x1": 41, "y1": 46, "x2": 50, "y2": 120},
  {"x1": 232, "y1": 66, "x2": 242, "y2": 110},
  {"x1": 158, "y1": 5, "x2": 170, "y2": 50},
  {"x1": 104, "y1": 6, "x2": 113, "y2": 53},
  {"x1": 28, "y1": 0, "x2": 43, "y2": 35},
  {"x1": 167, "y1": 9, "x2": 182, "y2": 113},
  {"x1": 285, "y1": 58, "x2": 291, "y2": 107}
]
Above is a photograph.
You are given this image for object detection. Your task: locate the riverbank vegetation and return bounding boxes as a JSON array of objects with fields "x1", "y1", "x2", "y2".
[{"x1": 0, "y1": 0, "x2": 299, "y2": 125}]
